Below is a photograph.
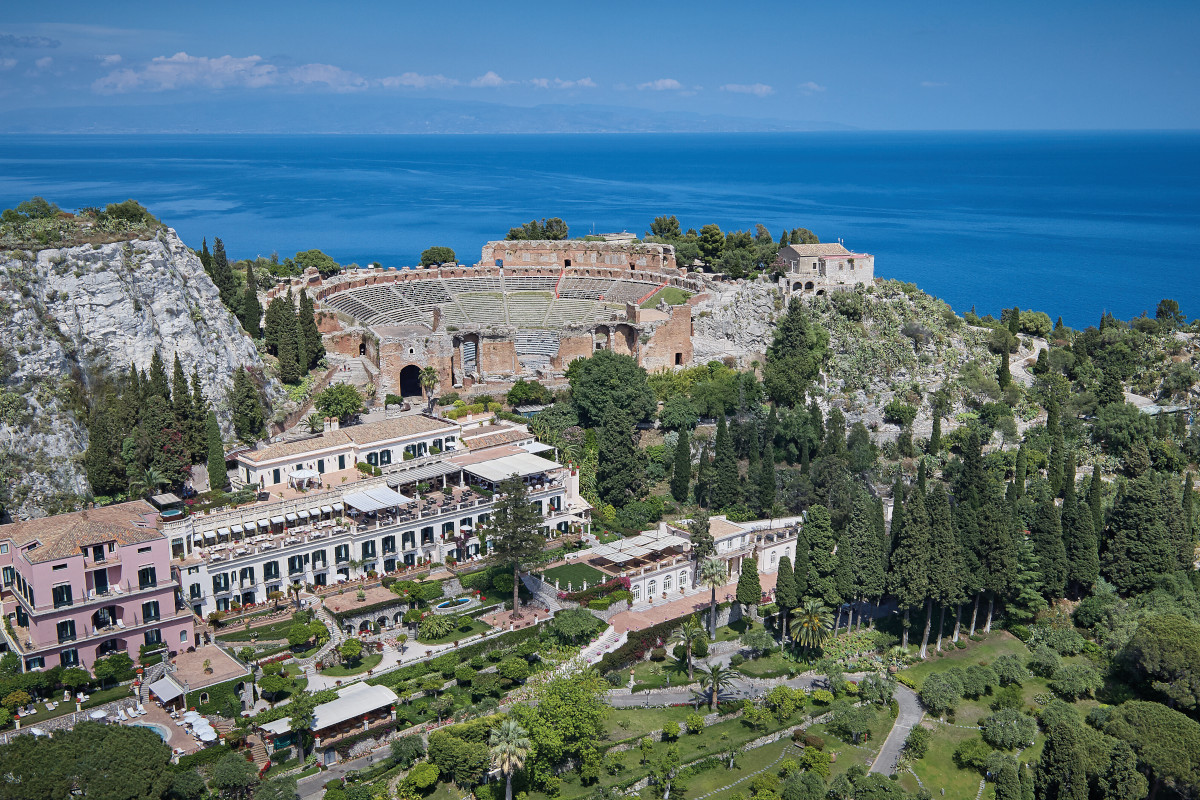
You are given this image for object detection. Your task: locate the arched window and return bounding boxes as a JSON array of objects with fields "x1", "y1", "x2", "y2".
[
  {"x1": 632, "y1": 584, "x2": 641, "y2": 601},
  {"x1": 679, "y1": 570, "x2": 689, "y2": 589},
  {"x1": 648, "y1": 579, "x2": 657, "y2": 596},
  {"x1": 663, "y1": 575, "x2": 672, "y2": 592}
]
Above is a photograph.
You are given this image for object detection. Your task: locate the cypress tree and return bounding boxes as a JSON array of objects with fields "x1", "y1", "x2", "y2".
[
  {"x1": 1019, "y1": 762, "x2": 1035, "y2": 800},
  {"x1": 792, "y1": 528, "x2": 810, "y2": 599},
  {"x1": 1099, "y1": 740, "x2": 1148, "y2": 800},
  {"x1": 889, "y1": 476, "x2": 906, "y2": 557},
  {"x1": 710, "y1": 415, "x2": 740, "y2": 511},
  {"x1": 775, "y1": 555, "x2": 797, "y2": 638},
  {"x1": 977, "y1": 484, "x2": 1018, "y2": 632},
  {"x1": 807, "y1": 400, "x2": 824, "y2": 456},
  {"x1": 927, "y1": 485, "x2": 965, "y2": 654},
  {"x1": 1184, "y1": 472, "x2": 1195, "y2": 546},
  {"x1": 1034, "y1": 722, "x2": 1088, "y2": 800},
  {"x1": 1008, "y1": 307, "x2": 1021, "y2": 335},
  {"x1": 118, "y1": 363, "x2": 141, "y2": 431},
  {"x1": 916, "y1": 459, "x2": 927, "y2": 495},
  {"x1": 206, "y1": 410, "x2": 228, "y2": 492},
  {"x1": 171, "y1": 354, "x2": 191, "y2": 428},
  {"x1": 1054, "y1": 315, "x2": 1064, "y2": 334},
  {"x1": 763, "y1": 405, "x2": 779, "y2": 454},
  {"x1": 804, "y1": 505, "x2": 840, "y2": 610},
  {"x1": 211, "y1": 237, "x2": 238, "y2": 310},
  {"x1": 694, "y1": 441, "x2": 712, "y2": 508},
  {"x1": 735, "y1": 559, "x2": 762, "y2": 614},
  {"x1": 996, "y1": 759, "x2": 1021, "y2": 800},
  {"x1": 1047, "y1": 407, "x2": 1064, "y2": 496},
  {"x1": 1014, "y1": 444, "x2": 1027, "y2": 499},
  {"x1": 84, "y1": 397, "x2": 125, "y2": 497},
  {"x1": 1101, "y1": 471, "x2": 1176, "y2": 594},
  {"x1": 889, "y1": 487, "x2": 931, "y2": 650},
  {"x1": 842, "y1": 492, "x2": 886, "y2": 634},
  {"x1": 263, "y1": 295, "x2": 289, "y2": 355},
  {"x1": 1033, "y1": 348, "x2": 1050, "y2": 375},
  {"x1": 240, "y1": 258, "x2": 264, "y2": 337},
  {"x1": 597, "y1": 406, "x2": 644, "y2": 507},
  {"x1": 757, "y1": 438, "x2": 777, "y2": 515},
  {"x1": 188, "y1": 366, "x2": 208, "y2": 458},
  {"x1": 998, "y1": 350, "x2": 1012, "y2": 389},
  {"x1": 1062, "y1": 453, "x2": 1099, "y2": 596},
  {"x1": 299, "y1": 289, "x2": 324, "y2": 368},
  {"x1": 953, "y1": 499, "x2": 982, "y2": 640},
  {"x1": 1031, "y1": 489, "x2": 1068, "y2": 599},
  {"x1": 688, "y1": 510, "x2": 714, "y2": 559},
  {"x1": 823, "y1": 408, "x2": 845, "y2": 457},
  {"x1": 669, "y1": 428, "x2": 692, "y2": 503},
  {"x1": 148, "y1": 350, "x2": 170, "y2": 401},
  {"x1": 1088, "y1": 463, "x2": 1104, "y2": 533},
  {"x1": 199, "y1": 237, "x2": 212, "y2": 274},
  {"x1": 231, "y1": 366, "x2": 264, "y2": 443},
  {"x1": 929, "y1": 413, "x2": 941, "y2": 455},
  {"x1": 143, "y1": 394, "x2": 189, "y2": 487}
]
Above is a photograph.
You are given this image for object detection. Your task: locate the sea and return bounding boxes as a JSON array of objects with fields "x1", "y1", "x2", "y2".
[{"x1": 1, "y1": 131, "x2": 1197, "y2": 328}]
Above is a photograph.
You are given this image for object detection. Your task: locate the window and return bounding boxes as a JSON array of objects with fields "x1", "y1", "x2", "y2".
[
  {"x1": 137, "y1": 546, "x2": 151, "y2": 554},
  {"x1": 1, "y1": 567, "x2": 12, "y2": 586},
  {"x1": 144, "y1": 629, "x2": 162, "y2": 646},
  {"x1": 0, "y1": 544, "x2": 7, "y2": 554},
  {"x1": 190, "y1": 583, "x2": 201, "y2": 600},
  {"x1": 664, "y1": 575, "x2": 672, "y2": 592},
  {"x1": 632, "y1": 584, "x2": 641, "y2": 601},
  {"x1": 317, "y1": 459, "x2": 325, "y2": 474},
  {"x1": 367, "y1": 452, "x2": 378, "y2": 467},
  {"x1": 338, "y1": 455, "x2": 346, "y2": 470},
  {"x1": 52, "y1": 563, "x2": 67, "y2": 571},
  {"x1": 142, "y1": 600, "x2": 160, "y2": 622},
  {"x1": 380, "y1": 449, "x2": 392, "y2": 466},
  {"x1": 263, "y1": 561, "x2": 280, "y2": 580},
  {"x1": 679, "y1": 570, "x2": 689, "y2": 589},
  {"x1": 312, "y1": 550, "x2": 327, "y2": 567},
  {"x1": 216, "y1": 598, "x2": 230, "y2": 612},
  {"x1": 382, "y1": 535, "x2": 396, "y2": 554},
  {"x1": 442, "y1": 522, "x2": 454, "y2": 537},
  {"x1": 137, "y1": 566, "x2": 156, "y2": 590},
  {"x1": 52, "y1": 584, "x2": 73, "y2": 609},
  {"x1": 181, "y1": 630, "x2": 189, "y2": 643},
  {"x1": 60, "y1": 649, "x2": 79, "y2": 667},
  {"x1": 56, "y1": 620, "x2": 76, "y2": 643},
  {"x1": 335, "y1": 545, "x2": 349, "y2": 564},
  {"x1": 288, "y1": 555, "x2": 305, "y2": 575},
  {"x1": 361, "y1": 541, "x2": 376, "y2": 560},
  {"x1": 213, "y1": 574, "x2": 230, "y2": 594},
  {"x1": 25, "y1": 657, "x2": 44, "y2": 671},
  {"x1": 648, "y1": 579, "x2": 657, "y2": 595},
  {"x1": 420, "y1": 527, "x2": 434, "y2": 545},
  {"x1": 272, "y1": 468, "x2": 281, "y2": 484}
]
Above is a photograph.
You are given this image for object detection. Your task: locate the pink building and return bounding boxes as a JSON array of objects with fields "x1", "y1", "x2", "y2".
[{"x1": 0, "y1": 501, "x2": 194, "y2": 672}]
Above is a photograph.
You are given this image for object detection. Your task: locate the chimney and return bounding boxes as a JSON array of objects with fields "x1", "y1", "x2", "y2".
[
  {"x1": 323, "y1": 417, "x2": 331, "y2": 433},
  {"x1": 330, "y1": 417, "x2": 339, "y2": 431}
]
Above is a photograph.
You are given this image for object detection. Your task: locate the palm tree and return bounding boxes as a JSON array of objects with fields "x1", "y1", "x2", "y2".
[
  {"x1": 288, "y1": 582, "x2": 303, "y2": 610},
  {"x1": 130, "y1": 466, "x2": 168, "y2": 498},
  {"x1": 419, "y1": 366, "x2": 439, "y2": 412},
  {"x1": 306, "y1": 412, "x2": 323, "y2": 433},
  {"x1": 696, "y1": 663, "x2": 740, "y2": 712},
  {"x1": 790, "y1": 599, "x2": 833, "y2": 655},
  {"x1": 698, "y1": 557, "x2": 727, "y2": 639},
  {"x1": 489, "y1": 718, "x2": 532, "y2": 800},
  {"x1": 669, "y1": 615, "x2": 705, "y2": 681}
]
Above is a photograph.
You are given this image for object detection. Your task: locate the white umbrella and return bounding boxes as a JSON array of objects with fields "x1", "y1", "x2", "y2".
[
  {"x1": 193, "y1": 722, "x2": 215, "y2": 733},
  {"x1": 29, "y1": 728, "x2": 47, "y2": 737},
  {"x1": 198, "y1": 729, "x2": 217, "y2": 742},
  {"x1": 183, "y1": 711, "x2": 201, "y2": 721},
  {"x1": 89, "y1": 709, "x2": 108, "y2": 720}
]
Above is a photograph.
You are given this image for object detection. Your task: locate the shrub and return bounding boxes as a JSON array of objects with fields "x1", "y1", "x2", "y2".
[
  {"x1": 919, "y1": 672, "x2": 963, "y2": 717},
  {"x1": 884, "y1": 399, "x2": 918, "y2": 427},
  {"x1": 904, "y1": 726, "x2": 931, "y2": 760},
  {"x1": 810, "y1": 689, "x2": 834, "y2": 705},
  {"x1": 961, "y1": 664, "x2": 998, "y2": 699},
  {"x1": 992, "y1": 654, "x2": 1027, "y2": 686},
  {"x1": 952, "y1": 737, "x2": 993, "y2": 774},
  {"x1": 730, "y1": 653, "x2": 746, "y2": 667},
  {"x1": 989, "y1": 684, "x2": 1024, "y2": 712},
  {"x1": 685, "y1": 713, "x2": 705, "y2": 734},
  {"x1": 404, "y1": 762, "x2": 440, "y2": 793},
  {"x1": 1007, "y1": 624, "x2": 1032, "y2": 642},
  {"x1": 1026, "y1": 644, "x2": 1062, "y2": 678},
  {"x1": 1048, "y1": 664, "x2": 1103, "y2": 700},
  {"x1": 1028, "y1": 624, "x2": 1085, "y2": 656},
  {"x1": 497, "y1": 657, "x2": 530, "y2": 683},
  {"x1": 980, "y1": 708, "x2": 1037, "y2": 750},
  {"x1": 649, "y1": 648, "x2": 667, "y2": 662}
]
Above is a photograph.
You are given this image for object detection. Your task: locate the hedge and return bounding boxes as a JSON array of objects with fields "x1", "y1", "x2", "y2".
[
  {"x1": 176, "y1": 743, "x2": 234, "y2": 770},
  {"x1": 186, "y1": 678, "x2": 246, "y2": 719},
  {"x1": 597, "y1": 612, "x2": 692, "y2": 672},
  {"x1": 366, "y1": 624, "x2": 545, "y2": 690}
]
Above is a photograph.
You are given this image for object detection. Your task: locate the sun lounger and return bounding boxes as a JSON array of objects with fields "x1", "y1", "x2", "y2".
[
  {"x1": 137, "y1": 702, "x2": 147, "y2": 715},
  {"x1": 117, "y1": 707, "x2": 128, "y2": 721}
]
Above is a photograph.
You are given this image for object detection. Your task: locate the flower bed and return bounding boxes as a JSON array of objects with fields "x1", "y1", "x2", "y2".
[{"x1": 557, "y1": 575, "x2": 631, "y2": 604}]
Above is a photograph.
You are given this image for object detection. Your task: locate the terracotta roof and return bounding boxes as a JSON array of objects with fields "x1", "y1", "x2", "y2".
[
  {"x1": 461, "y1": 427, "x2": 531, "y2": 451},
  {"x1": 241, "y1": 416, "x2": 457, "y2": 464},
  {"x1": 782, "y1": 243, "x2": 851, "y2": 257},
  {"x1": 709, "y1": 517, "x2": 746, "y2": 538},
  {"x1": 1, "y1": 500, "x2": 162, "y2": 564}
]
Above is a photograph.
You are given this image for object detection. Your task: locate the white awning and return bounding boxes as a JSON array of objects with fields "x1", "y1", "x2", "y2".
[
  {"x1": 270, "y1": 516, "x2": 285, "y2": 525},
  {"x1": 231, "y1": 524, "x2": 244, "y2": 534},
  {"x1": 332, "y1": 502, "x2": 344, "y2": 513},
  {"x1": 520, "y1": 441, "x2": 554, "y2": 454},
  {"x1": 257, "y1": 519, "x2": 270, "y2": 529},
  {"x1": 217, "y1": 527, "x2": 231, "y2": 537},
  {"x1": 148, "y1": 677, "x2": 183, "y2": 702},
  {"x1": 465, "y1": 452, "x2": 562, "y2": 483},
  {"x1": 289, "y1": 469, "x2": 319, "y2": 480},
  {"x1": 298, "y1": 509, "x2": 310, "y2": 519},
  {"x1": 343, "y1": 487, "x2": 412, "y2": 513},
  {"x1": 285, "y1": 513, "x2": 298, "y2": 523},
  {"x1": 204, "y1": 530, "x2": 217, "y2": 541},
  {"x1": 260, "y1": 717, "x2": 291, "y2": 736},
  {"x1": 192, "y1": 534, "x2": 205, "y2": 544},
  {"x1": 312, "y1": 683, "x2": 397, "y2": 731},
  {"x1": 320, "y1": 506, "x2": 333, "y2": 515}
]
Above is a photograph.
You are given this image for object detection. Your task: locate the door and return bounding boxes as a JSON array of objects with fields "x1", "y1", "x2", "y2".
[{"x1": 94, "y1": 569, "x2": 108, "y2": 595}]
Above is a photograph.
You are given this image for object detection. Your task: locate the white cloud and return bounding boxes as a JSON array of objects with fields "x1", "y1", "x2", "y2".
[
  {"x1": 468, "y1": 70, "x2": 508, "y2": 88},
  {"x1": 798, "y1": 81, "x2": 826, "y2": 94},
  {"x1": 530, "y1": 76, "x2": 596, "y2": 89},
  {"x1": 921, "y1": 81, "x2": 948, "y2": 88},
  {"x1": 99, "y1": 54, "x2": 122, "y2": 66},
  {"x1": 0, "y1": 33, "x2": 60, "y2": 48},
  {"x1": 34, "y1": 56, "x2": 53, "y2": 70},
  {"x1": 720, "y1": 82, "x2": 774, "y2": 97},
  {"x1": 91, "y1": 51, "x2": 366, "y2": 94},
  {"x1": 0, "y1": 58, "x2": 15, "y2": 70},
  {"x1": 379, "y1": 71, "x2": 458, "y2": 89},
  {"x1": 287, "y1": 63, "x2": 366, "y2": 92},
  {"x1": 637, "y1": 78, "x2": 682, "y2": 91}
]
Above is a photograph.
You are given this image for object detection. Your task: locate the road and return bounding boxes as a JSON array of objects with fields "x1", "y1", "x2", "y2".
[
  {"x1": 297, "y1": 747, "x2": 394, "y2": 800},
  {"x1": 868, "y1": 684, "x2": 922, "y2": 774}
]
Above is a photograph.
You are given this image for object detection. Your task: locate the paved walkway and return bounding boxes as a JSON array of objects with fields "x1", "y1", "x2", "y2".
[
  {"x1": 608, "y1": 572, "x2": 779, "y2": 633},
  {"x1": 297, "y1": 747, "x2": 393, "y2": 800},
  {"x1": 868, "y1": 683, "x2": 922, "y2": 774}
]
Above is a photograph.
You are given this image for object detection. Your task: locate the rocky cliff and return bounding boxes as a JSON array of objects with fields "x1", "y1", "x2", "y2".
[{"x1": 0, "y1": 228, "x2": 282, "y2": 519}]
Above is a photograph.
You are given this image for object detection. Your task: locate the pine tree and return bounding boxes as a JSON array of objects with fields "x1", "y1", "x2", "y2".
[
  {"x1": 199, "y1": 237, "x2": 212, "y2": 274},
  {"x1": 597, "y1": 406, "x2": 644, "y2": 507},
  {"x1": 995, "y1": 759, "x2": 1021, "y2": 800},
  {"x1": 1184, "y1": 472, "x2": 1195, "y2": 546},
  {"x1": 211, "y1": 237, "x2": 238, "y2": 310},
  {"x1": 1101, "y1": 471, "x2": 1177, "y2": 594},
  {"x1": 735, "y1": 559, "x2": 762, "y2": 614},
  {"x1": 231, "y1": 367, "x2": 264, "y2": 443},
  {"x1": 1099, "y1": 740, "x2": 1148, "y2": 800},
  {"x1": 977, "y1": 484, "x2": 1018, "y2": 632},
  {"x1": 888, "y1": 487, "x2": 931, "y2": 650},
  {"x1": 1014, "y1": 444, "x2": 1027, "y2": 499},
  {"x1": 1031, "y1": 490, "x2": 1068, "y2": 599},
  {"x1": 240, "y1": 258, "x2": 264, "y2": 337},
  {"x1": 299, "y1": 289, "x2": 324, "y2": 368},
  {"x1": 1034, "y1": 722, "x2": 1088, "y2": 800},
  {"x1": 1061, "y1": 454, "x2": 1099, "y2": 596},
  {"x1": 841, "y1": 493, "x2": 887, "y2": 635},
  {"x1": 710, "y1": 415, "x2": 740, "y2": 511},
  {"x1": 929, "y1": 414, "x2": 941, "y2": 455},
  {"x1": 206, "y1": 410, "x2": 228, "y2": 492},
  {"x1": 927, "y1": 485, "x2": 965, "y2": 654},
  {"x1": 148, "y1": 350, "x2": 170, "y2": 401},
  {"x1": 998, "y1": 350, "x2": 1012, "y2": 389},
  {"x1": 670, "y1": 428, "x2": 692, "y2": 503},
  {"x1": 775, "y1": 555, "x2": 797, "y2": 638}
]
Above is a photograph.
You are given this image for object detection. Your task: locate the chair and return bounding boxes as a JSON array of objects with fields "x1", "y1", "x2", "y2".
[
  {"x1": 117, "y1": 707, "x2": 128, "y2": 721},
  {"x1": 137, "y1": 702, "x2": 147, "y2": 715},
  {"x1": 116, "y1": 619, "x2": 127, "y2": 629}
]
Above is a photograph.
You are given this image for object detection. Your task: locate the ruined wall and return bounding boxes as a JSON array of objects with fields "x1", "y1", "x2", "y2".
[
  {"x1": 478, "y1": 339, "x2": 519, "y2": 377},
  {"x1": 640, "y1": 306, "x2": 694, "y2": 371},
  {"x1": 478, "y1": 240, "x2": 677, "y2": 272},
  {"x1": 553, "y1": 335, "x2": 593, "y2": 370}
]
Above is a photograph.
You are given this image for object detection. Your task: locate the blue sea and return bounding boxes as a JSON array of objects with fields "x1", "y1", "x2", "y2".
[{"x1": 1, "y1": 132, "x2": 1197, "y2": 328}]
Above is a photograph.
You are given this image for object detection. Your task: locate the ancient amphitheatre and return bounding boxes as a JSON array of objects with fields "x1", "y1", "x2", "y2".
[{"x1": 262, "y1": 237, "x2": 874, "y2": 400}]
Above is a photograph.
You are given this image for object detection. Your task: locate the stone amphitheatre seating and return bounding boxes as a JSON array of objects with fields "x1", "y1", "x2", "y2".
[
  {"x1": 558, "y1": 276, "x2": 617, "y2": 300},
  {"x1": 514, "y1": 330, "x2": 559, "y2": 357},
  {"x1": 451, "y1": 291, "x2": 509, "y2": 326},
  {"x1": 395, "y1": 280, "x2": 451, "y2": 308},
  {"x1": 544, "y1": 298, "x2": 603, "y2": 327},
  {"x1": 605, "y1": 280, "x2": 663, "y2": 305},
  {"x1": 501, "y1": 274, "x2": 559, "y2": 293},
  {"x1": 506, "y1": 292, "x2": 554, "y2": 327}
]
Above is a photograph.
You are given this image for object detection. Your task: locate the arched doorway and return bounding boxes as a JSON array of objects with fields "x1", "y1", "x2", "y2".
[{"x1": 399, "y1": 364, "x2": 422, "y2": 397}]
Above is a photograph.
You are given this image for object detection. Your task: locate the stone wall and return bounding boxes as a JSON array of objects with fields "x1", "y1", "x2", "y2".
[
  {"x1": 640, "y1": 305, "x2": 694, "y2": 371},
  {"x1": 553, "y1": 335, "x2": 594, "y2": 370}
]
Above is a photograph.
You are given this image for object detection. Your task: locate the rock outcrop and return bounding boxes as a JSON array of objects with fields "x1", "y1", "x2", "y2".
[{"x1": 0, "y1": 228, "x2": 282, "y2": 519}]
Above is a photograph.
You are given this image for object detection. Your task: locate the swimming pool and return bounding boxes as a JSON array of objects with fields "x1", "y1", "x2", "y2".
[{"x1": 131, "y1": 721, "x2": 171, "y2": 742}]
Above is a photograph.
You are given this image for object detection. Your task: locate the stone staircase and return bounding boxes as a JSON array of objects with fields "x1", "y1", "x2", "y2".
[
  {"x1": 521, "y1": 573, "x2": 565, "y2": 613},
  {"x1": 139, "y1": 661, "x2": 168, "y2": 705},
  {"x1": 248, "y1": 733, "x2": 270, "y2": 765},
  {"x1": 298, "y1": 604, "x2": 346, "y2": 668}
]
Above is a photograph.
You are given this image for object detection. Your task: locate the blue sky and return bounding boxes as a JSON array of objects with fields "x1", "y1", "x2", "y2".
[{"x1": 1, "y1": 0, "x2": 1197, "y2": 130}]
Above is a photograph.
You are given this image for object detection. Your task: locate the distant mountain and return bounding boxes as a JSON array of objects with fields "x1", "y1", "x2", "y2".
[{"x1": 0, "y1": 95, "x2": 852, "y2": 134}]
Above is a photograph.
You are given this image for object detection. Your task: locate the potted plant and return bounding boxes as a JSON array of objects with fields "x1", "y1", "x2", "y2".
[{"x1": 203, "y1": 659, "x2": 213, "y2": 674}]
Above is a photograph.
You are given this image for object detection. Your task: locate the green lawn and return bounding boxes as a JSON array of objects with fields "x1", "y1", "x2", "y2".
[
  {"x1": 898, "y1": 632, "x2": 1026, "y2": 689},
  {"x1": 5, "y1": 685, "x2": 133, "y2": 729},
  {"x1": 319, "y1": 653, "x2": 383, "y2": 677},
  {"x1": 417, "y1": 617, "x2": 493, "y2": 645},
  {"x1": 737, "y1": 651, "x2": 797, "y2": 679},
  {"x1": 640, "y1": 286, "x2": 693, "y2": 308},
  {"x1": 216, "y1": 612, "x2": 315, "y2": 643},
  {"x1": 629, "y1": 659, "x2": 689, "y2": 692},
  {"x1": 604, "y1": 706, "x2": 694, "y2": 743},
  {"x1": 688, "y1": 738, "x2": 795, "y2": 800},
  {"x1": 542, "y1": 563, "x2": 607, "y2": 591},
  {"x1": 908, "y1": 721, "x2": 983, "y2": 799}
]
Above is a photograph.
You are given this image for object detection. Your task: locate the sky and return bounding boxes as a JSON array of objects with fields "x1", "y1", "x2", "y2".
[{"x1": 0, "y1": 0, "x2": 1197, "y2": 131}]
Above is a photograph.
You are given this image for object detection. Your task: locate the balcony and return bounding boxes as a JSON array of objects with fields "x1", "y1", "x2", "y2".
[{"x1": 83, "y1": 551, "x2": 120, "y2": 569}]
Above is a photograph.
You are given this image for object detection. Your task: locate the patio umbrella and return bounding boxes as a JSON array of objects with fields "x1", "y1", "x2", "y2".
[
  {"x1": 198, "y1": 729, "x2": 217, "y2": 742},
  {"x1": 29, "y1": 728, "x2": 47, "y2": 737},
  {"x1": 89, "y1": 709, "x2": 108, "y2": 720},
  {"x1": 183, "y1": 711, "x2": 201, "y2": 721}
]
